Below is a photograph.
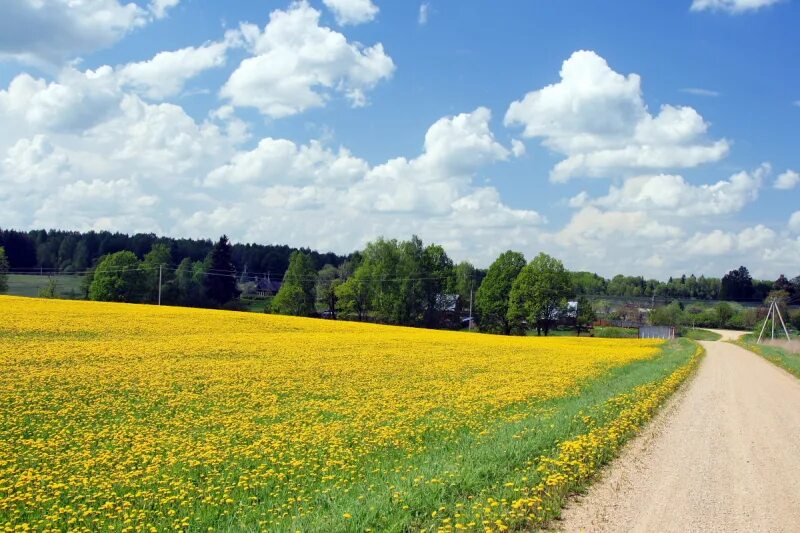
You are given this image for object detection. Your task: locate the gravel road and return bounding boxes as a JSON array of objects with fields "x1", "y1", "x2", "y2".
[{"x1": 556, "y1": 331, "x2": 800, "y2": 532}]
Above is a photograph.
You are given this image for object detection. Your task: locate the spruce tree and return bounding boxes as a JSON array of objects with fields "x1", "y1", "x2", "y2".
[{"x1": 204, "y1": 235, "x2": 239, "y2": 306}]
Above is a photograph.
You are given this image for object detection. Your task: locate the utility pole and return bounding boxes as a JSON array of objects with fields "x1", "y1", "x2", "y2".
[
  {"x1": 157, "y1": 264, "x2": 162, "y2": 306},
  {"x1": 757, "y1": 298, "x2": 791, "y2": 343}
]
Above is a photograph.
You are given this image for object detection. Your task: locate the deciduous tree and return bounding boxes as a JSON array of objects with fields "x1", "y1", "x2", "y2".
[
  {"x1": 272, "y1": 251, "x2": 317, "y2": 316},
  {"x1": 575, "y1": 296, "x2": 596, "y2": 336},
  {"x1": 507, "y1": 253, "x2": 572, "y2": 336},
  {"x1": 89, "y1": 251, "x2": 147, "y2": 302},
  {"x1": 475, "y1": 251, "x2": 526, "y2": 334}
]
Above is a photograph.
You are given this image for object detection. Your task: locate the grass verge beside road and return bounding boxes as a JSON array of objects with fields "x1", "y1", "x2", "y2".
[
  {"x1": 682, "y1": 328, "x2": 722, "y2": 341},
  {"x1": 733, "y1": 334, "x2": 800, "y2": 379}
]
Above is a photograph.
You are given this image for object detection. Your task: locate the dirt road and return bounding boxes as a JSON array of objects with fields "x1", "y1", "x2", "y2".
[{"x1": 557, "y1": 333, "x2": 800, "y2": 532}]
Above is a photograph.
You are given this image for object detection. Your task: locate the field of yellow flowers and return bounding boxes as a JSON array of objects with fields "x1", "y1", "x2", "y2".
[{"x1": 0, "y1": 296, "x2": 698, "y2": 532}]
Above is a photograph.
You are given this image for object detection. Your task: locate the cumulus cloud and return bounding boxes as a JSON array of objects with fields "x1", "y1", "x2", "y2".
[
  {"x1": 178, "y1": 111, "x2": 541, "y2": 261},
  {"x1": 690, "y1": 0, "x2": 784, "y2": 13},
  {"x1": 322, "y1": 0, "x2": 379, "y2": 25},
  {"x1": 0, "y1": 67, "x2": 121, "y2": 134},
  {"x1": 205, "y1": 107, "x2": 531, "y2": 223},
  {"x1": 790, "y1": 212, "x2": 800, "y2": 233},
  {"x1": 118, "y1": 34, "x2": 237, "y2": 100},
  {"x1": 0, "y1": 0, "x2": 154, "y2": 66},
  {"x1": 148, "y1": 0, "x2": 180, "y2": 19},
  {"x1": 684, "y1": 225, "x2": 778, "y2": 256},
  {"x1": 221, "y1": 1, "x2": 394, "y2": 118},
  {"x1": 206, "y1": 139, "x2": 368, "y2": 187},
  {"x1": 589, "y1": 165, "x2": 768, "y2": 217},
  {"x1": 1, "y1": 78, "x2": 543, "y2": 265},
  {"x1": 774, "y1": 169, "x2": 799, "y2": 190},
  {"x1": 505, "y1": 50, "x2": 729, "y2": 182}
]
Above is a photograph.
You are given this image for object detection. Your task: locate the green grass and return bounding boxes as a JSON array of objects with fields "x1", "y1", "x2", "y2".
[
  {"x1": 592, "y1": 326, "x2": 639, "y2": 338},
  {"x1": 682, "y1": 328, "x2": 721, "y2": 341},
  {"x1": 5, "y1": 274, "x2": 85, "y2": 299},
  {"x1": 734, "y1": 334, "x2": 800, "y2": 379},
  {"x1": 295, "y1": 338, "x2": 698, "y2": 531}
]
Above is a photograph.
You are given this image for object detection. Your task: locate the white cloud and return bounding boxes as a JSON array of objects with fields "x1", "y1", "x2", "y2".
[
  {"x1": 221, "y1": 1, "x2": 394, "y2": 118},
  {"x1": 206, "y1": 139, "x2": 368, "y2": 187},
  {"x1": 684, "y1": 229, "x2": 735, "y2": 256},
  {"x1": 681, "y1": 88, "x2": 720, "y2": 97},
  {"x1": 118, "y1": 36, "x2": 234, "y2": 100},
  {"x1": 322, "y1": 0, "x2": 379, "y2": 25},
  {"x1": 505, "y1": 50, "x2": 729, "y2": 182},
  {"x1": 206, "y1": 107, "x2": 522, "y2": 221},
  {"x1": 511, "y1": 139, "x2": 526, "y2": 157},
  {"x1": 774, "y1": 169, "x2": 799, "y2": 190},
  {"x1": 0, "y1": 0, "x2": 150, "y2": 66},
  {"x1": 0, "y1": 67, "x2": 121, "y2": 134},
  {"x1": 0, "y1": 84, "x2": 541, "y2": 266},
  {"x1": 690, "y1": 0, "x2": 783, "y2": 14},
  {"x1": 418, "y1": 2, "x2": 430, "y2": 25},
  {"x1": 684, "y1": 225, "x2": 777, "y2": 257},
  {"x1": 737, "y1": 224, "x2": 776, "y2": 250},
  {"x1": 590, "y1": 165, "x2": 768, "y2": 217},
  {"x1": 148, "y1": 0, "x2": 180, "y2": 19},
  {"x1": 790, "y1": 212, "x2": 800, "y2": 233},
  {"x1": 553, "y1": 206, "x2": 682, "y2": 249}
]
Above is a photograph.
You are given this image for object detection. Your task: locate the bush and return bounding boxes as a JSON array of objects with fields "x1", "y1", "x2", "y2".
[
  {"x1": 791, "y1": 310, "x2": 800, "y2": 332},
  {"x1": 728, "y1": 308, "x2": 758, "y2": 330}
]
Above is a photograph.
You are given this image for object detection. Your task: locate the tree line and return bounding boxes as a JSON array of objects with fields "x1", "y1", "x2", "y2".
[
  {"x1": 0, "y1": 228, "x2": 345, "y2": 276},
  {"x1": 1, "y1": 228, "x2": 797, "y2": 335}
]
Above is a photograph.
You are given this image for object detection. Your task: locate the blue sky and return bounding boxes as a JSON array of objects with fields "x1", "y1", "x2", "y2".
[{"x1": 0, "y1": 0, "x2": 798, "y2": 278}]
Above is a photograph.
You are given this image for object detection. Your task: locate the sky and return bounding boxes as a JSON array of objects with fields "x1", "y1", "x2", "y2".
[{"x1": 0, "y1": 0, "x2": 798, "y2": 279}]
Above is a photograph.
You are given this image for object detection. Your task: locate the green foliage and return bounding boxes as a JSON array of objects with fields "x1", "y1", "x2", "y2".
[
  {"x1": 142, "y1": 243, "x2": 174, "y2": 303},
  {"x1": 453, "y1": 261, "x2": 477, "y2": 305},
  {"x1": 570, "y1": 272, "x2": 607, "y2": 295},
  {"x1": 343, "y1": 236, "x2": 455, "y2": 327},
  {"x1": 791, "y1": 310, "x2": 800, "y2": 331},
  {"x1": 0, "y1": 246, "x2": 8, "y2": 293},
  {"x1": 335, "y1": 271, "x2": 370, "y2": 321},
  {"x1": 203, "y1": 235, "x2": 239, "y2": 306},
  {"x1": 89, "y1": 251, "x2": 147, "y2": 302},
  {"x1": 649, "y1": 301, "x2": 683, "y2": 326},
  {"x1": 575, "y1": 296, "x2": 596, "y2": 335},
  {"x1": 316, "y1": 264, "x2": 342, "y2": 318},
  {"x1": 37, "y1": 278, "x2": 59, "y2": 299},
  {"x1": 174, "y1": 258, "x2": 208, "y2": 307},
  {"x1": 592, "y1": 326, "x2": 639, "y2": 338},
  {"x1": 507, "y1": 253, "x2": 572, "y2": 336},
  {"x1": 715, "y1": 302, "x2": 733, "y2": 326},
  {"x1": 681, "y1": 328, "x2": 721, "y2": 341},
  {"x1": 720, "y1": 266, "x2": 754, "y2": 301},
  {"x1": 475, "y1": 251, "x2": 526, "y2": 334},
  {"x1": 421, "y1": 243, "x2": 455, "y2": 327},
  {"x1": 272, "y1": 251, "x2": 317, "y2": 316}
]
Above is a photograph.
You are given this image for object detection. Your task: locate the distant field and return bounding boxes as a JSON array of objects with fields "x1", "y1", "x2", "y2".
[
  {"x1": 5, "y1": 274, "x2": 85, "y2": 299},
  {"x1": 0, "y1": 296, "x2": 699, "y2": 532}
]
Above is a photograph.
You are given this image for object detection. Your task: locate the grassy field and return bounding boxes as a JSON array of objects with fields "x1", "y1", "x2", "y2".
[
  {"x1": 592, "y1": 326, "x2": 639, "y2": 338},
  {"x1": 5, "y1": 274, "x2": 85, "y2": 299},
  {"x1": 734, "y1": 334, "x2": 800, "y2": 379},
  {"x1": 0, "y1": 296, "x2": 700, "y2": 532},
  {"x1": 682, "y1": 328, "x2": 722, "y2": 341}
]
